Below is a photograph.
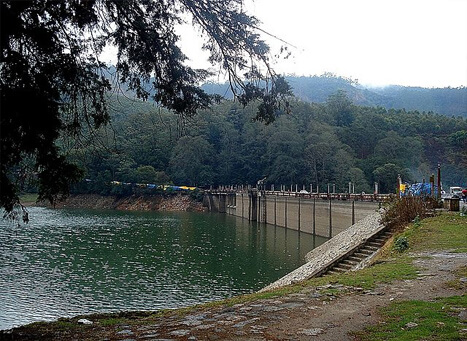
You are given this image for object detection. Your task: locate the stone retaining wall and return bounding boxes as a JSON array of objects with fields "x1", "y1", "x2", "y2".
[{"x1": 260, "y1": 211, "x2": 384, "y2": 292}]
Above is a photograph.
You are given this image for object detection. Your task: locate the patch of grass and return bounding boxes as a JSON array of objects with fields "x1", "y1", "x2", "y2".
[
  {"x1": 19, "y1": 193, "x2": 38, "y2": 203},
  {"x1": 314, "y1": 257, "x2": 418, "y2": 290},
  {"x1": 398, "y1": 213, "x2": 467, "y2": 253},
  {"x1": 98, "y1": 317, "x2": 126, "y2": 326},
  {"x1": 53, "y1": 320, "x2": 77, "y2": 330},
  {"x1": 445, "y1": 265, "x2": 467, "y2": 290},
  {"x1": 353, "y1": 295, "x2": 466, "y2": 341},
  {"x1": 84, "y1": 310, "x2": 161, "y2": 326}
]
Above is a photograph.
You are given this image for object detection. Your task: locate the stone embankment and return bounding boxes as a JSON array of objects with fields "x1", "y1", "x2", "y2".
[
  {"x1": 43, "y1": 194, "x2": 206, "y2": 212},
  {"x1": 261, "y1": 211, "x2": 384, "y2": 292}
]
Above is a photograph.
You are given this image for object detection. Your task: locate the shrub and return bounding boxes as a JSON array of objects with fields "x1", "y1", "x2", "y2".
[
  {"x1": 413, "y1": 215, "x2": 421, "y2": 227},
  {"x1": 394, "y1": 236, "x2": 409, "y2": 252},
  {"x1": 381, "y1": 197, "x2": 437, "y2": 232}
]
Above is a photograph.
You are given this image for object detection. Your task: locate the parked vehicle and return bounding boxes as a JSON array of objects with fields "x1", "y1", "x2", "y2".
[{"x1": 449, "y1": 186, "x2": 463, "y2": 198}]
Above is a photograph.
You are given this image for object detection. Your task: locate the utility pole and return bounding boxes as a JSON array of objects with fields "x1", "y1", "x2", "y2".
[
  {"x1": 397, "y1": 174, "x2": 402, "y2": 198},
  {"x1": 430, "y1": 173, "x2": 435, "y2": 198},
  {"x1": 437, "y1": 163, "x2": 441, "y2": 200}
]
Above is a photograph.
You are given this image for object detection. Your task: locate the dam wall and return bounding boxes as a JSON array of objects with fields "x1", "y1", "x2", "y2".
[{"x1": 207, "y1": 191, "x2": 380, "y2": 238}]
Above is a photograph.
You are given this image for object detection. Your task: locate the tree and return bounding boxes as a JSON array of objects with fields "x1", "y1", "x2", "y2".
[
  {"x1": 348, "y1": 167, "x2": 371, "y2": 193},
  {"x1": 326, "y1": 90, "x2": 354, "y2": 127},
  {"x1": 373, "y1": 163, "x2": 410, "y2": 194},
  {"x1": 168, "y1": 136, "x2": 215, "y2": 186},
  {"x1": 333, "y1": 148, "x2": 356, "y2": 191},
  {"x1": 265, "y1": 119, "x2": 305, "y2": 184},
  {"x1": 373, "y1": 131, "x2": 424, "y2": 170},
  {"x1": 1, "y1": 0, "x2": 291, "y2": 215}
]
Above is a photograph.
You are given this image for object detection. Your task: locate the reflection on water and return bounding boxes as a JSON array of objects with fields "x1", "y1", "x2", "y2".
[{"x1": 0, "y1": 207, "x2": 327, "y2": 330}]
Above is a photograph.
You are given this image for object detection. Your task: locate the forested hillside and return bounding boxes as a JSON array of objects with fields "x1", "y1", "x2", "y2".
[
  {"x1": 203, "y1": 75, "x2": 467, "y2": 118},
  {"x1": 63, "y1": 91, "x2": 467, "y2": 195}
]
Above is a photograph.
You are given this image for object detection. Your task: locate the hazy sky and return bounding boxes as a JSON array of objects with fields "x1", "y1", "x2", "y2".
[
  {"x1": 242, "y1": 0, "x2": 467, "y2": 88},
  {"x1": 102, "y1": 0, "x2": 467, "y2": 88}
]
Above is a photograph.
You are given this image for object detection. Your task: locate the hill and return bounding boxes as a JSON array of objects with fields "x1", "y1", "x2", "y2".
[
  {"x1": 59, "y1": 89, "x2": 467, "y2": 196},
  {"x1": 202, "y1": 75, "x2": 467, "y2": 118},
  {"x1": 103, "y1": 68, "x2": 466, "y2": 117}
]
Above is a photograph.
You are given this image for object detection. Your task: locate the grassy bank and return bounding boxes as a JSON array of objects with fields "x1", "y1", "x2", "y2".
[
  {"x1": 396, "y1": 213, "x2": 467, "y2": 253},
  {"x1": 355, "y1": 295, "x2": 466, "y2": 341},
  {"x1": 354, "y1": 212, "x2": 467, "y2": 340}
]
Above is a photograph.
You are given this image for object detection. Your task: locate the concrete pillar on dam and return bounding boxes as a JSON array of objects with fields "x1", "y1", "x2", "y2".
[
  {"x1": 248, "y1": 190, "x2": 258, "y2": 221},
  {"x1": 203, "y1": 193, "x2": 226, "y2": 213},
  {"x1": 218, "y1": 194, "x2": 226, "y2": 213}
]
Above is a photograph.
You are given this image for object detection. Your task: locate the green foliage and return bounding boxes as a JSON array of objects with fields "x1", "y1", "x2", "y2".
[
  {"x1": 394, "y1": 236, "x2": 409, "y2": 252},
  {"x1": 63, "y1": 89, "x2": 467, "y2": 194},
  {"x1": 373, "y1": 163, "x2": 409, "y2": 194},
  {"x1": 135, "y1": 166, "x2": 159, "y2": 184},
  {"x1": 1, "y1": 0, "x2": 289, "y2": 213},
  {"x1": 189, "y1": 189, "x2": 205, "y2": 202},
  {"x1": 169, "y1": 136, "x2": 216, "y2": 186},
  {"x1": 109, "y1": 184, "x2": 134, "y2": 198},
  {"x1": 326, "y1": 90, "x2": 354, "y2": 126},
  {"x1": 413, "y1": 215, "x2": 421, "y2": 227}
]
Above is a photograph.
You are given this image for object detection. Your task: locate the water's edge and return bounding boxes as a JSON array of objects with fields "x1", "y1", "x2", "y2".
[
  {"x1": 1, "y1": 207, "x2": 326, "y2": 330},
  {"x1": 37, "y1": 193, "x2": 205, "y2": 212}
]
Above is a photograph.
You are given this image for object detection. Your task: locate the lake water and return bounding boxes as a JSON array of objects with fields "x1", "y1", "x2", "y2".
[{"x1": 0, "y1": 207, "x2": 327, "y2": 330}]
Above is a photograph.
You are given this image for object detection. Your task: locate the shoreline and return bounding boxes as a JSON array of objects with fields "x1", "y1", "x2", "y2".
[{"x1": 34, "y1": 193, "x2": 206, "y2": 212}]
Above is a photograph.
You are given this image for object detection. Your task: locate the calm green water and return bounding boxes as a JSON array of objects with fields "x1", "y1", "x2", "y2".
[{"x1": 0, "y1": 207, "x2": 327, "y2": 330}]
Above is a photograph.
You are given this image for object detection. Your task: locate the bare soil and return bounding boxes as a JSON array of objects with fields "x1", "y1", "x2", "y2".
[{"x1": 39, "y1": 193, "x2": 206, "y2": 212}]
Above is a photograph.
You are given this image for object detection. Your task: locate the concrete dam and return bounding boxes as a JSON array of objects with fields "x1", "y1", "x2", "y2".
[{"x1": 204, "y1": 190, "x2": 382, "y2": 238}]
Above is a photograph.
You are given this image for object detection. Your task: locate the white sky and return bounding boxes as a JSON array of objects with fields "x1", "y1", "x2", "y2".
[
  {"x1": 242, "y1": 0, "x2": 467, "y2": 88},
  {"x1": 102, "y1": 0, "x2": 467, "y2": 88}
]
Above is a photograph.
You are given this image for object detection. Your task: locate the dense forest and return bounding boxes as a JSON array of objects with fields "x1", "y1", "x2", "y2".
[{"x1": 49, "y1": 88, "x2": 467, "y2": 196}]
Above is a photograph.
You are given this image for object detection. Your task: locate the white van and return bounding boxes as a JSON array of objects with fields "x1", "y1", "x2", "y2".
[{"x1": 449, "y1": 186, "x2": 463, "y2": 198}]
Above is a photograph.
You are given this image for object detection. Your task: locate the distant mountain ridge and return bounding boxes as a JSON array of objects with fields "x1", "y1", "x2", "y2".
[
  {"x1": 201, "y1": 75, "x2": 467, "y2": 118},
  {"x1": 102, "y1": 67, "x2": 466, "y2": 118}
]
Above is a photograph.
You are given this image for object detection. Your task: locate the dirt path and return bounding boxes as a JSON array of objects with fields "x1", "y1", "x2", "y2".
[
  {"x1": 7, "y1": 250, "x2": 463, "y2": 341},
  {"x1": 260, "y1": 251, "x2": 466, "y2": 341}
]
